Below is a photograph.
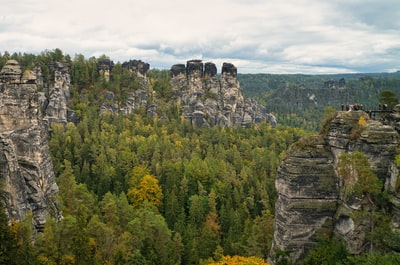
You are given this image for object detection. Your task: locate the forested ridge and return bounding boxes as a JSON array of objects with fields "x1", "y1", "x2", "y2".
[
  {"x1": 238, "y1": 71, "x2": 400, "y2": 131},
  {"x1": 1, "y1": 49, "x2": 400, "y2": 264}
]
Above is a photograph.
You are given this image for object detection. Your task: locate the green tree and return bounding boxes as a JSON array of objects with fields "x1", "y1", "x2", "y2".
[
  {"x1": 11, "y1": 214, "x2": 37, "y2": 265},
  {"x1": 344, "y1": 252, "x2": 400, "y2": 265},
  {"x1": 71, "y1": 206, "x2": 91, "y2": 265},
  {"x1": 129, "y1": 204, "x2": 182, "y2": 265},
  {"x1": 100, "y1": 192, "x2": 119, "y2": 228},
  {"x1": 379, "y1": 89, "x2": 399, "y2": 110},
  {"x1": 300, "y1": 238, "x2": 348, "y2": 265},
  {"x1": 86, "y1": 214, "x2": 115, "y2": 264},
  {"x1": 116, "y1": 192, "x2": 134, "y2": 233},
  {"x1": 338, "y1": 151, "x2": 382, "y2": 252},
  {"x1": 71, "y1": 54, "x2": 90, "y2": 89},
  {"x1": 319, "y1": 107, "x2": 337, "y2": 135},
  {"x1": 57, "y1": 160, "x2": 96, "y2": 218},
  {"x1": 0, "y1": 198, "x2": 18, "y2": 265},
  {"x1": 338, "y1": 151, "x2": 381, "y2": 202}
]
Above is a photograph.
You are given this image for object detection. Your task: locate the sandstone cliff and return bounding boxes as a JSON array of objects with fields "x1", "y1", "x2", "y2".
[
  {"x1": 39, "y1": 62, "x2": 77, "y2": 128},
  {"x1": 100, "y1": 59, "x2": 275, "y2": 127},
  {"x1": 269, "y1": 110, "x2": 399, "y2": 264},
  {"x1": 0, "y1": 60, "x2": 60, "y2": 230},
  {"x1": 170, "y1": 60, "x2": 275, "y2": 127}
]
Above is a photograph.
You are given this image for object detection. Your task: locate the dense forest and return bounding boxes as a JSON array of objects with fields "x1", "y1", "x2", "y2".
[
  {"x1": 238, "y1": 71, "x2": 400, "y2": 131},
  {"x1": 1, "y1": 49, "x2": 400, "y2": 264}
]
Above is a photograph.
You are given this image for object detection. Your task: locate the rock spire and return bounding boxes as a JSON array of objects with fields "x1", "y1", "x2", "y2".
[{"x1": 170, "y1": 60, "x2": 274, "y2": 127}]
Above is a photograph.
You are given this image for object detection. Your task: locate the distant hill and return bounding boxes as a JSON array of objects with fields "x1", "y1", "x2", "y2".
[{"x1": 238, "y1": 72, "x2": 400, "y2": 131}]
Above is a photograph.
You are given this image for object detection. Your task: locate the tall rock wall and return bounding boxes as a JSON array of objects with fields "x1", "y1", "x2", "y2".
[
  {"x1": 44, "y1": 62, "x2": 73, "y2": 125},
  {"x1": 269, "y1": 110, "x2": 399, "y2": 264},
  {"x1": 0, "y1": 60, "x2": 60, "y2": 230},
  {"x1": 38, "y1": 62, "x2": 77, "y2": 128}
]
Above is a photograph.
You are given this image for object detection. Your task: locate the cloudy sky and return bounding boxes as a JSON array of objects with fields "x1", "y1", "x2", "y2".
[{"x1": 1, "y1": 0, "x2": 399, "y2": 74}]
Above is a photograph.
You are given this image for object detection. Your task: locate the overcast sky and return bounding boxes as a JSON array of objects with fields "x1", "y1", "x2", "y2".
[{"x1": 1, "y1": 0, "x2": 399, "y2": 74}]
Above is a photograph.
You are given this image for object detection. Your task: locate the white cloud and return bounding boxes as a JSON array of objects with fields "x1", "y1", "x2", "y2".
[{"x1": 0, "y1": 0, "x2": 399, "y2": 74}]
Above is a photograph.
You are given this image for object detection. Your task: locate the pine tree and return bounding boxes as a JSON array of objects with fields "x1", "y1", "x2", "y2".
[{"x1": 0, "y1": 199, "x2": 17, "y2": 265}]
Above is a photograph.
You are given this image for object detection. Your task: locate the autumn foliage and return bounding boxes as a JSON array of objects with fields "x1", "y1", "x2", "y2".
[{"x1": 207, "y1": 255, "x2": 270, "y2": 265}]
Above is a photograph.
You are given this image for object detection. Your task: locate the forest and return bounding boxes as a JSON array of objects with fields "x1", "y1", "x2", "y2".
[
  {"x1": 238, "y1": 71, "x2": 400, "y2": 131},
  {"x1": 1, "y1": 49, "x2": 400, "y2": 265}
]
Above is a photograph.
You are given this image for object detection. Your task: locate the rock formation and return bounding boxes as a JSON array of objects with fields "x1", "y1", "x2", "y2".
[
  {"x1": 122, "y1": 59, "x2": 150, "y2": 77},
  {"x1": 170, "y1": 60, "x2": 274, "y2": 127},
  {"x1": 0, "y1": 60, "x2": 60, "y2": 230},
  {"x1": 97, "y1": 57, "x2": 114, "y2": 82},
  {"x1": 269, "y1": 110, "x2": 399, "y2": 264},
  {"x1": 0, "y1": 60, "x2": 22, "y2": 83},
  {"x1": 100, "y1": 59, "x2": 275, "y2": 127},
  {"x1": 40, "y1": 62, "x2": 77, "y2": 128}
]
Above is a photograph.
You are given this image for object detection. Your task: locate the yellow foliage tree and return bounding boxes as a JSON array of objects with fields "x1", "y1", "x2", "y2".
[
  {"x1": 128, "y1": 174, "x2": 163, "y2": 208},
  {"x1": 358, "y1": 116, "x2": 367, "y2": 127},
  {"x1": 207, "y1": 255, "x2": 270, "y2": 265}
]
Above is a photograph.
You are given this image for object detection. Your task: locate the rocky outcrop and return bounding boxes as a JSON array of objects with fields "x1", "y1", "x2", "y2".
[
  {"x1": 324, "y1": 78, "x2": 346, "y2": 88},
  {"x1": 99, "y1": 59, "x2": 274, "y2": 127},
  {"x1": 170, "y1": 60, "x2": 274, "y2": 127},
  {"x1": 40, "y1": 62, "x2": 76, "y2": 128},
  {"x1": 122, "y1": 59, "x2": 150, "y2": 77},
  {"x1": 269, "y1": 110, "x2": 399, "y2": 264},
  {"x1": 0, "y1": 60, "x2": 60, "y2": 230},
  {"x1": 99, "y1": 89, "x2": 151, "y2": 116},
  {"x1": 97, "y1": 58, "x2": 114, "y2": 82},
  {"x1": 0, "y1": 60, "x2": 22, "y2": 83}
]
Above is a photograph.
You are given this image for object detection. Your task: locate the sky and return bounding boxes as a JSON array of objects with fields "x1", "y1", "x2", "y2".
[{"x1": 1, "y1": 0, "x2": 399, "y2": 74}]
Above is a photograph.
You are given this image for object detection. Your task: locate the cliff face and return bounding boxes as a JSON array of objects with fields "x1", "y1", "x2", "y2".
[
  {"x1": 0, "y1": 60, "x2": 60, "y2": 230},
  {"x1": 270, "y1": 110, "x2": 399, "y2": 264},
  {"x1": 170, "y1": 60, "x2": 275, "y2": 127},
  {"x1": 37, "y1": 62, "x2": 77, "y2": 128}
]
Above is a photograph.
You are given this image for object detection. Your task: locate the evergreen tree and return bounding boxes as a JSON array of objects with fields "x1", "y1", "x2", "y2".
[
  {"x1": 0, "y1": 199, "x2": 17, "y2": 265},
  {"x1": 379, "y1": 89, "x2": 399, "y2": 110}
]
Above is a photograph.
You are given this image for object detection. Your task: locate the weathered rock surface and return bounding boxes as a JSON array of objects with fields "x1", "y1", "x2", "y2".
[
  {"x1": 99, "y1": 87, "x2": 151, "y2": 116},
  {"x1": 0, "y1": 59, "x2": 22, "y2": 83},
  {"x1": 269, "y1": 110, "x2": 399, "y2": 264},
  {"x1": 0, "y1": 60, "x2": 60, "y2": 230},
  {"x1": 41, "y1": 62, "x2": 76, "y2": 128},
  {"x1": 122, "y1": 59, "x2": 150, "y2": 77},
  {"x1": 170, "y1": 60, "x2": 274, "y2": 127},
  {"x1": 97, "y1": 58, "x2": 114, "y2": 82},
  {"x1": 100, "y1": 59, "x2": 275, "y2": 127}
]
